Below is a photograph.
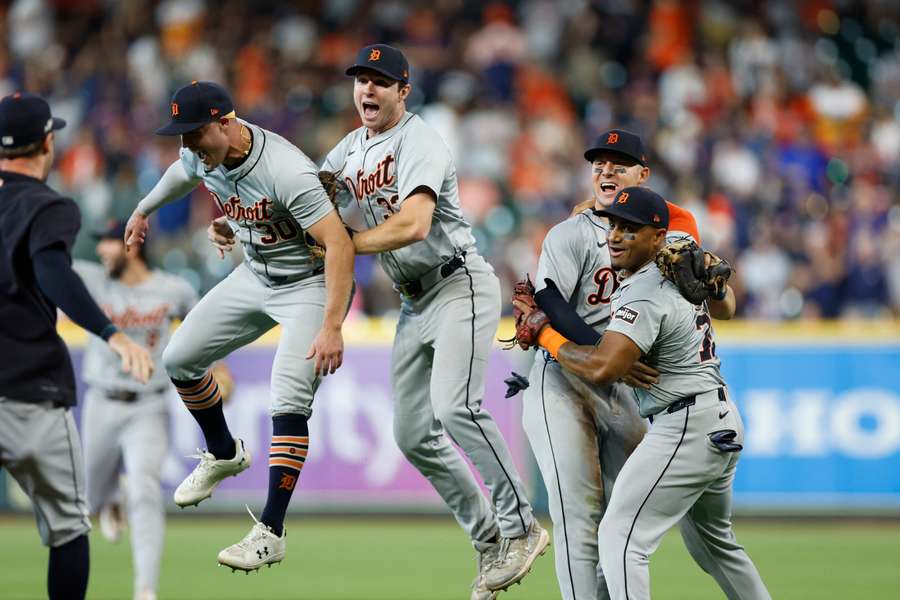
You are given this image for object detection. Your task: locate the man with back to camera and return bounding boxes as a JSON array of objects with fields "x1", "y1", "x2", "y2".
[
  {"x1": 513, "y1": 186, "x2": 770, "y2": 600},
  {"x1": 123, "y1": 80, "x2": 356, "y2": 571},
  {"x1": 0, "y1": 92, "x2": 153, "y2": 600},
  {"x1": 208, "y1": 44, "x2": 550, "y2": 598}
]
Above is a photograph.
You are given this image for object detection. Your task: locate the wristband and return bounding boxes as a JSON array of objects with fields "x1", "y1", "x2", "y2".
[{"x1": 538, "y1": 327, "x2": 568, "y2": 360}]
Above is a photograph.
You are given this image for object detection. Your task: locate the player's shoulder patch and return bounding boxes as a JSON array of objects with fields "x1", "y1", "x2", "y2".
[{"x1": 613, "y1": 305, "x2": 640, "y2": 324}]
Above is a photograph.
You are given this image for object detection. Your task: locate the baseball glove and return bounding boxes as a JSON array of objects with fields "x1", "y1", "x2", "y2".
[
  {"x1": 655, "y1": 239, "x2": 732, "y2": 305},
  {"x1": 499, "y1": 275, "x2": 550, "y2": 350},
  {"x1": 305, "y1": 171, "x2": 355, "y2": 259}
]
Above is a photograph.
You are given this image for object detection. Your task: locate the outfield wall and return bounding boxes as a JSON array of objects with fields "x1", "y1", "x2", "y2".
[{"x1": 2, "y1": 320, "x2": 899, "y2": 514}]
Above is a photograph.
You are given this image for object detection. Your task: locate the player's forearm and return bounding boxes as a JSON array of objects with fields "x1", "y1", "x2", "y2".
[
  {"x1": 708, "y1": 285, "x2": 736, "y2": 320},
  {"x1": 321, "y1": 236, "x2": 355, "y2": 329},
  {"x1": 535, "y1": 283, "x2": 602, "y2": 345},
  {"x1": 556, "y1": 342, "x2": 618, "y2": 385},
  {"x1": 135, "y1": 161, "x2": 198, "y2": 216},
  {"x1": 352, "y1": 214, "x2": 428, "y2": 254}
]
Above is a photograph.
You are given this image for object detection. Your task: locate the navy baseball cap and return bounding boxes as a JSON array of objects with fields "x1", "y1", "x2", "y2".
[
  {"x1": 92, "y1": 218, "x2": 127, "y2": 240},
  {"x1": 346, "y1": 44, "x2": 410, "y2": 84},
  {"x1": 596, "y1": 187, "x2": 669, "y2": 229},
  {"x1": 156, "y1": 81, "x2": 234, "y2": 136},
  {"x1": 584, "y1": 129, "x2": 647, "y2": 166},
  {"x1": 0, "y1": 92, "x2": 66, "y2": 149}
]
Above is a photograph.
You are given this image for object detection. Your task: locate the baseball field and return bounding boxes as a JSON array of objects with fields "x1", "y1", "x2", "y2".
[{"x1": 3, "y1": 515, "x2": 898, "y2": 599}]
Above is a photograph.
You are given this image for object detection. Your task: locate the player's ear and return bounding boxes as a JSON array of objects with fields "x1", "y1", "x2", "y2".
[
  {"x1": 41, "y1": 132, "x2": 53, "y2": 155},
  {"x1": 399, "y1": 83, "x2": 411, "y2": 100},
  {"x1": 637, "y1": 166, "x2": 650, "y2": 183}
]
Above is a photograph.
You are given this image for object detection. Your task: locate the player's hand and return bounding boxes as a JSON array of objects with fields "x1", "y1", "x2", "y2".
[
  {"x1": 512, "y1": 297, "x2": 536, "y2": 319},
  {"x1": 571, "y1": 197, "x2": 595, "y2": 217},
  {"x1": 107, "y1": 332, "x2": 155, "y2": 384},
  {"x1": 621, "y1": 360, "x2": 659, "y2": 390},
  {"x1": 124, "y1": 210, "x2": 150, "y2": 249},
  {"x1": 305, "y1": 325, "x2": 344, "y2": 377},
  {"x1": 207, "y1": 216, "x2": 236, "y2": 259}
]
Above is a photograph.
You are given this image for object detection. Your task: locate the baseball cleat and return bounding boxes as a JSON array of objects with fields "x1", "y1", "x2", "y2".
[
  {"x1": 483, "y1": 519, "x2": 550, "y2": 591},
  {"x1": 471, "y1": 540, "x2": 502, "y2": 600},
  {"x1": 174, "y1": 438, "x2": 250, "y2": 508},
  {"x1": 98, "y1": 502, "x2": 125, "y2": 543},
  {"x1": 217, "y1": 507, "x2": 286, "y2": 572}
]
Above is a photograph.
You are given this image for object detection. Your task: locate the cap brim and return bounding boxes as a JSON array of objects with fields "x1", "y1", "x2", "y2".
[
  {"x1": 584, "y1": 147, "x2": 644, "y2": 165},
  {"x1": 51, "y1": 117, "x2": 66, "y2": 131},
  {"x1": 155, "y1": 120, "x2": 208, "y2": 136},
  {"x1": 345, "y1": 64, "x2": 406, "y2": 83},
  {"x1": 595, "y1": 206, "x2": 656, "y2": 227}
]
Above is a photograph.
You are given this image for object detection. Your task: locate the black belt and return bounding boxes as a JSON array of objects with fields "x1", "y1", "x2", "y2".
[
  {"x1": 103, "y1": 387, "x2": 167, "y2": 402},
  {"x1": 269, "y1": 265, "x2": 325, "y2": 286},
  {"x1": 649, "y1": 388, "x2": 726, "y2": 423},
  {"x1": 396, "y1": 252, "x2": 467, "y2": 298}
]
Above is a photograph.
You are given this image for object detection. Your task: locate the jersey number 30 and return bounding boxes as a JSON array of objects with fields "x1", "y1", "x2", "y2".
[
  {"x1": 258, "y1": 219, "x2": 300, "y2": 245},
  {"x1": 694, "y1": 313, "x2": 716, "y2": 362}
]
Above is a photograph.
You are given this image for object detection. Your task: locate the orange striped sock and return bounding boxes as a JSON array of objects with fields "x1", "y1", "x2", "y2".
[
  {"x1": 172, "y1": 373, "x2": 234, "y2": 460},
  {"x1": 261, "y1": 414, "x2": 309, "y2": 536}
]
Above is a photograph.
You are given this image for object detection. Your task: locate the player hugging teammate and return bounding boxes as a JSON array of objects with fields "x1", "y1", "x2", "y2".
[{"x1": 506, "y1": 130, "x2": 770, "y2": 598}]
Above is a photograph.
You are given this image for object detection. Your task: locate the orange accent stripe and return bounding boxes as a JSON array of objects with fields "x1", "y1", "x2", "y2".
[
  {"x1": 271, "y1": 436, "x2": 309, "y2": 444},
  {"x1": 175, "y1": 372, "x2": 212, "y2": 394},
  {"x1": 270, "y1": 447, "x2": 308, "y2": 457},
  {"x1": 179, "y1": 383, "x2": 218, "y2": 401},
  {"x1": 269, "y1": 457, "x2": 306, "y2": 471},
  {"x1": 184, "y1": 392, "x2": 221, "y2": 411}
]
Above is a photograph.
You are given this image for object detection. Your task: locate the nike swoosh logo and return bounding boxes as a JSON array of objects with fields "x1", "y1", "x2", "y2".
[
  {"x1": 718, "y1": 411, "x2": 729, "y2": 419},
  {"x1": 597, "y1": 241, "x2": 607, "y2": 249}
]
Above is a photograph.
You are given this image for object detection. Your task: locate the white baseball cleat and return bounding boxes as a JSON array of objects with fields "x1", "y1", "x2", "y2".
[
  {"x1": 98, "y1": 502, "x2": 125, "y2": 543},
  {"x1": 483, "y1": 519, "x2": 550, "y2": 591},
  {"x1": 173, "y1": 438, "x2": 251, "y2": 508},
  {"x1": 217, "y1": 507, "x2": 286, "y2": 572}
]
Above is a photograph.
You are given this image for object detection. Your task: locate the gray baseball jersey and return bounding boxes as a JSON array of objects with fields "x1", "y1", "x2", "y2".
[
  {"x1": 524, "y1": 208, "x2": 644, "y2": 600},
  {"x1": 73, "y1": 261, "x2": 197, "y2": 595},
  {"x1": 74, "y1": 261, "x2": 198, "y2": 391},
  {"x1": 322, "y1": 112, "x2": 475, "y2": 284},
  {"x1": 596, "y1": 260, "x2": 770, "y2": 600},
  {"x1": 179, "y1": 121, "x2": 334, "y2": 287},
  {"x1": 605, "y1": 261, "x2": 725, "y2": 417},
  {"x1": 323, "y1": 112, "x2": 536, "y2": 545}
]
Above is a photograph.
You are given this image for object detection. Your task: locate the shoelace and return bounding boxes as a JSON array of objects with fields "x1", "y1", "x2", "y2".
[
  {"x1": 235, "y1": 506, "x2": 271, "y2": 549},
  {"x1": 183, "y1": 450, "x2": 216, "y2": 483}
]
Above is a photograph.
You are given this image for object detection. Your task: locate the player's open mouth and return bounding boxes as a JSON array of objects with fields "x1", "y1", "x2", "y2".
[
  {"x1": 609, "y1": 245, "x2": 625, "y2": 258},
  {"x1": 362, "y1": 102, "x2": 379, "y2": 120},
  {"x1": 600, "y1": 182, "x2": 617, "y2": 193},
  {"x1": 197, "y1": 150, "x2": 208, "y2": 162}
]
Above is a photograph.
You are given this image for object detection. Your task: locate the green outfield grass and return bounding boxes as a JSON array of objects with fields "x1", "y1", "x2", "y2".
[{"x1": 2, "y1": 515, "x2": 898, "y2": 599}]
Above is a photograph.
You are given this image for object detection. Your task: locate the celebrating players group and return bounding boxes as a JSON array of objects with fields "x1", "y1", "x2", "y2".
[{"x1": 0, "y1": 43, "x2": 770, "y2": 600}]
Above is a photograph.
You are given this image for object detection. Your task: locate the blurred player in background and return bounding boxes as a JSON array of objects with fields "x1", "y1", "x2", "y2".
[
  {"x1": 0, "y1": 92, "x2": 153, "y2": 600},
  {"x1": 124, "y1": 81, "x2": 355, "y2": 571},
  {"x1": 74, "y1": 220, "x2": 230, "y2": 600}
]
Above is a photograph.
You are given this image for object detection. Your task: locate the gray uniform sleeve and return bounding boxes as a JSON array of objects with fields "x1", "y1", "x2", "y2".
[
  {"x1": 535, "y1": 220, "x2": 585, "y2": 299},
  {"x1": 396, "y1": 125, "x2": 449, "y2": 203},
  {"x1": 606, "y1": 296, "x2": 665, "y2": 354},
  {"x1": 135, "y1": 154, "x2": 201, "y2": 216},
  {"x1": 277, "y1": 168, "x2": 335, "y2": 231}
]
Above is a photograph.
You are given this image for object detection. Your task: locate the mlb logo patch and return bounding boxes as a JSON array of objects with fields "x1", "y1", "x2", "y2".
[{"x1": 614, "y1": 306, "x2": 640, "y2": 324}]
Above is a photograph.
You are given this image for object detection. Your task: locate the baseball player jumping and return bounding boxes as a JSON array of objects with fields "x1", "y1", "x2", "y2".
[
  {"x1": 322, "y1": 44, "x2": 550, "y2": 598},
  {"x1": 74, "y1": 219, "x2": 207, "y2": 600},
  {"x1": 513, "y1": 187, "x2": 770, "y2": 600},
  {"x1": 514, "y1": 129, "x2": 736, "y2": 600},
  {"x1": 0, "y1": 92, "x2": 153, "y2": 600},
  {"x1": 124, "y1": 81, "x2": 355, "y2": 571}
]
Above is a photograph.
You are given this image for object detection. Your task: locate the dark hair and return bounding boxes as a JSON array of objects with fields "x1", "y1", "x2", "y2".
[{"x1": 0, "y1": 137, "x2": 45, "y2": 159}]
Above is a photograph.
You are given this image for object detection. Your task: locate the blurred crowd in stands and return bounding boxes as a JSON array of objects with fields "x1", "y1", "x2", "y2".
[{"x1": 2, "y1": 0, "x2": 898, "y2": 320}]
